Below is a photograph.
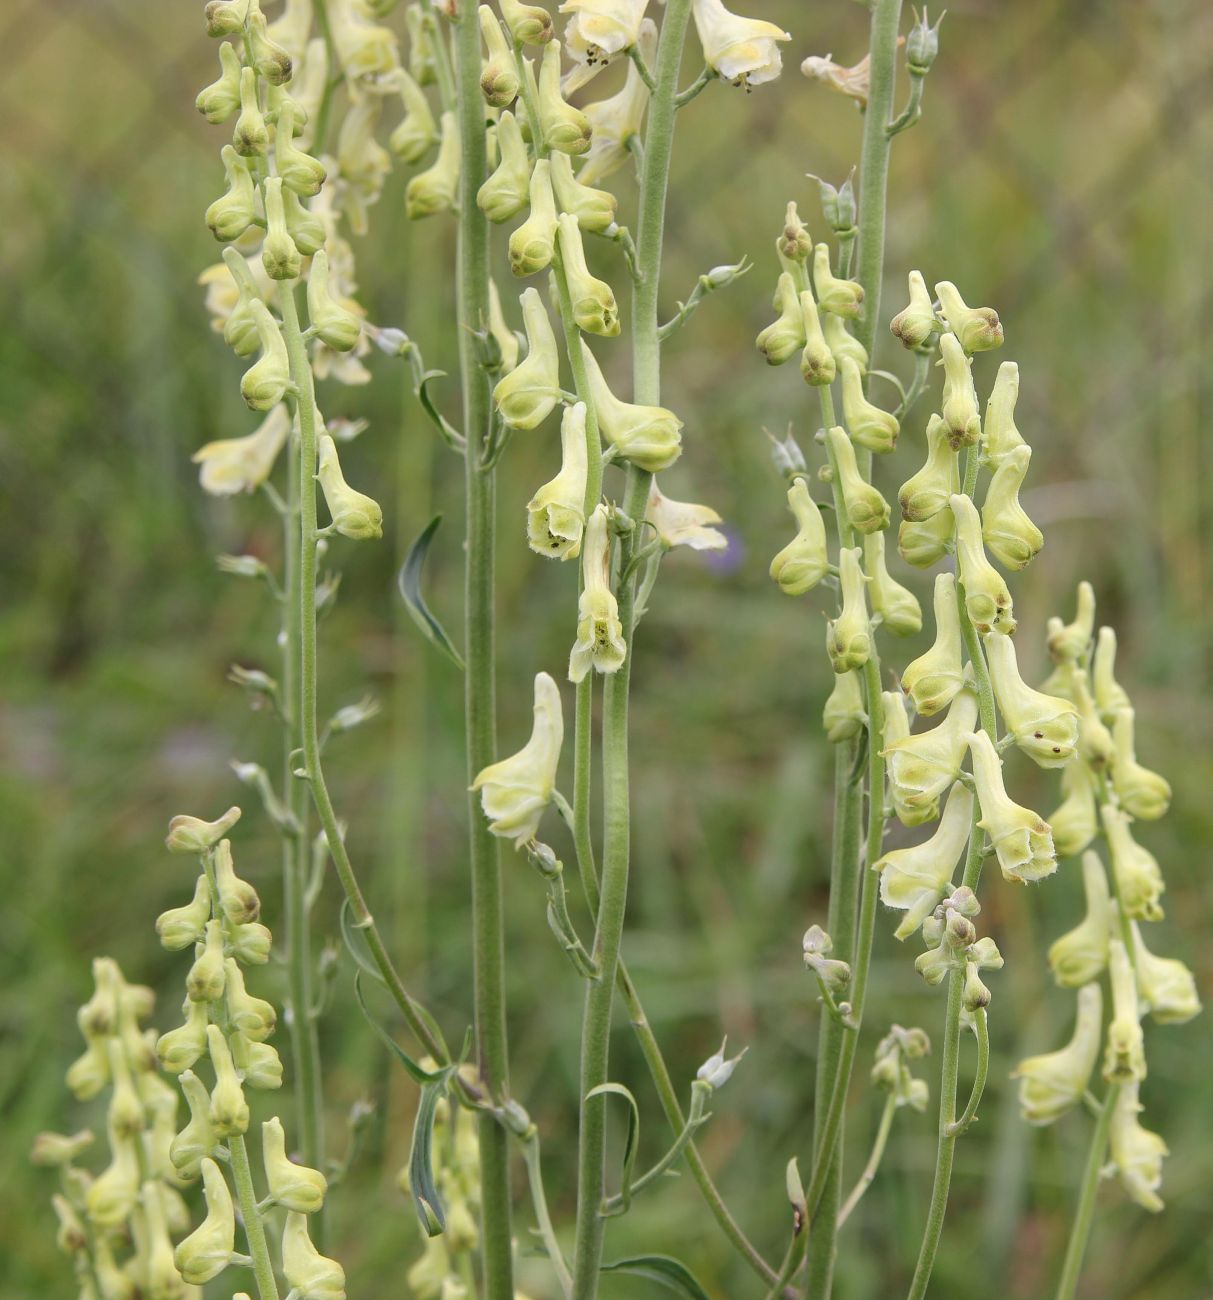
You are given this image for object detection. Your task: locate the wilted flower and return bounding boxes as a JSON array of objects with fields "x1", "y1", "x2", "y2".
[
  {"x1": 801, "y1": 50, "x2": 872, "y2": 105},
  {"x1": 696, "y1": 1037, "x2": 749, "y2": 1089},
  {"x1": 647, "y1": 480, "x2": 726, "y2": 551},
  {"x1": 1013, "y1": 983, "x2": 1102, "y2": 1125}
]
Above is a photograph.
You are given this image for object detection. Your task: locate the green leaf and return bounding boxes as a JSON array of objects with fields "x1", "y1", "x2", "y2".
[
  {"x1": 599, "y1": 1254, "x2": 713, "y2": 1300},
  {"x1": 397, "y1": 515, "x2": 466, "y2": 671},
  {"x1": 587, "y1": 1082, "x2": 640, "y2": 1217},
  {"x1": 339, "y1": 898, "x2": 386, "y2": 986},
  {"x1": 416, "y1": 369, "x2": 465, "y2": 452},
  {"x1": 352, "y1": 971, "x2": 448, "y2": 1086},
  {"x1": 407, "y1": 1076, "x2": 450, "y2": 1237}
]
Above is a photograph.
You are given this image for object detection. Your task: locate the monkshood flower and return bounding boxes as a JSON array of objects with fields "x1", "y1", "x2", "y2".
[
  {"x1": 827, "y1": 426, "x2": 890, "y2": 535},
  {"x1": 802, "y1": 925, "x2": 851, "y2": 992},
  {"x1": 951, "y1": 493, "x2": 1014, "y2": 634},
  {"x1": 479, "y1": 5, "x2": 521, "y2": 106},
  {"x1": 472, "y1": 673, "x2": 564, "y2": 845},
  {"x1": 884, "y1": 687, "x2": 978, "y2": 826},
  {"x1": 756, "y1": 273, "x2": 805, "y2": 366},
  {"x1": 798, "y1": 290, "x2": 835, "y2": 387},
  {"x1": 812, "y1": 244, "x2": 864, "y2": 319},
  {"x1": 898, "y1": 415, "x2": 958, "y2": 521},
  {"x1": 826, "y1": 547, "x2": 871, "y2": 674},
  {"x1": 1130, "y1": 922, "x2": 1200, "y2": 1025},
  {"x1": 800, "y1": 50, "x2": 872, "y2": 105},
  {"x1": 690, "y1": 0, "x2": 789, "y2": 88},
  {"x1": 1092, "y1": 626, "x2": 1131, "y2": 720},
  {"x1": 173, "y1": 1158, "x2": 234, "y2": 1285},
  {"x1": 494, "y1": 288, "x2": 562, "y2": 429},
  {"x1": 527, "y1": 402, "x2": 589, "y2": 559},
  {"x1": 965, "y1": 730, "x2": 1057, "y2": 882},
  {"x1": 889, "y1": 270, "x2": 940, "y2": 350},
  {"x1": 840, "y1": 356, "x2": 898, "y2": 453},
  {"x1": 1107, "y1": 1083, "x2": 1168, "y2": 1212},
  {"x1": 769, "y1": 478, "x2": 827, "y2": 595},
  {"x1": 823, "y1": 671, "x2": 865, "y2": 743},
  {"x1": 579, "y1": 340, "x2": 682, "y2": 470},
  {"x1": 561, "y1": 0, "x2": 647, "y2": 76},
  {"x1": 1047, "y1": 851, "x2": 1110, "y2": 987},
  {"x1": 864, "y1": 531, "x2": 921, "y2": 636},
  {"x1": 1101, "y1": 803, "x2": 1165, "y2": 921},
  {"x1": 316, "y1": 435, "x2": 383, "y2": 540},
  {"x1": 568, "y1": 505, "x2": 627, "y2": 681},
  {"x1": 537, "y1": 40, "x2": 592, "y2": 154},
  {"x1": 282, "y1": 1211, "x2": 347, "y2": 1299},
  {"x1": 982, "y1": 360, "x2": 1026, "y2": 466},
  {"x1": 1013, "y1": 983, "x2": 1102, "y2": 1125},
  {"x1": 262, "y1": 1117, "x2": 327, "y2": 1213},
  {"x1": 165, "y1": 805, "x2": 243, "y2": 853},
  {"x1": 647, "y1": 481, "x2": 727, "y2": 551},
  {"x1": 938, "y1": 332, "x2": 981, "y2": 449},
  {"x1": 1110, "y1": 709, "x2": 1172, "y2": 821},
  {"x1": 1103, "y1": 937, "x2": 1146, "y2": 1083},
  {"x1": 240, "y1": 301, "x2": 292, "y2": 411},
  {"x1": 875, "y1": 782, "x2": 974, "y2": 939},
  {"x1": 1046, "y1": 580, "x2": 1095, "y2": 663},
  {"x1": 901, "y1": 573, "x2": 963, "y2": 716},
  {"x1": 983, "y1": 631, "x2": 1078, "y2": 767},
  {"x1": 550, "y1": 150, "x2": 617, "y2": 232},
  {"x1": 934, "y1": 280, "x2": 1003, "y2": 354},
  {"x1": 981, "y1": 445, "x2": 1042, "y2": 570},
  {"x1": 556, "y1": 213, "x2": 620, "y2": 336},
  {"x1": 579, "y1": 19, "x2": 653, "y2": 185},
  {"x1": 1049, "y1": 757, "x2": 1099, "y2": 858},
  {"x1": 389, "y1": 67, "x2": 438, "y2": 163},
  {"x1": 509, "y1": 159, "x2": 559, "y2": 276},
  {"x1": 405, "y1": 111, "x2": 460, "y2": 219}
]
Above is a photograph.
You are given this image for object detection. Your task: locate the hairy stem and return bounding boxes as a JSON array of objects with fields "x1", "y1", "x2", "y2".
[
  {"x1": 837, "y1": 1093, "x2": 897, "y2": 1228},
  {"x1": 228, "y1": 1134, "x2": 281, "y2": 1300},
  {"x1": 1054, "y1": 1084, "x2": 1120, "y2": 1300}
]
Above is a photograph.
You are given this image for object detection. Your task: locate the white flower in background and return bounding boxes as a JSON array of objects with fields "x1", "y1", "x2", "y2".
[
  {"x1": 646, "y1": 481, "x2": 727, "y2": 552},
  {"x1": 691, "y1": 0, "x2": 789, "y2": 87},
  {"x1": 192, "y1": 405, "x2": 291, "y2": 496},
  {"x1": 472, "y1": 673, "x2": 564, "y2": 845},
  {"x1": 579, "y1": 19, "x2": 655, "y2": 184},
  {"x1": 801, "y1": 51, "x2": 873, "y2": 104},
  {"x1": 561, "y1": 0, "x2": 648, "y2": 89}
]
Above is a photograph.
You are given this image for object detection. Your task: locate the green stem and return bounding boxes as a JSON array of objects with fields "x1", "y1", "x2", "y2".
[
  {"x1": 228, "y1": 1133, "x2": 281, "y2": 1300},
  {"x1": 523, "y1": 1132, "x2": 574, "y2": 1298},
  {"x1": 837, "y1": 1093, "x2": 897, "y2": 1228},
  {"x1": 308, "y1": 0, "x2": 339, "y2": 156},
  {"x1": 946, "y1": 1007, "x2": 989, "y2": 1137},
  {"x1": 1054, "y1": 1084, "x2": 1120, "y2": 1300},
  {"x1": 569, "y1": 4, "x2": 691, "y2": 1293},
  {"x1": 454, "y1": 0, "x2": 514, "y2": 1291}
]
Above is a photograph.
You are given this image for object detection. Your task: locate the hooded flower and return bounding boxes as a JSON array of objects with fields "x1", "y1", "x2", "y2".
[
  {"x1": 984, "y1": 631, "x2": 1078, "y2": 767},
  {"x1": 840, "y1": 356, "x2": 898, "y2": 452},
  {"x1": 938, "y1": 332, "x2": 981, "y2": 449},
  {"x1": 561, "y1": 0, "x2": 648, "y2": 73},
  {"x1": 556, "y1": 212, "x2": 620, "y2": 336},
  {"x1": 1110, "y1": 709, "x2": 1172, "y2": 821},
  {"x1": 691, "y1": 0, "x2": 789, "y2": 87},
  {"x1": 827, "y1": 425, "x2": 891, "y2": 535},
  {"x1": 826, "y1": 547, "x2": 871, "y2": 673},
  {"x1": 1047, "y1": 851, "x2": 1111, "y2": 987},
  {"x1": 1092, "y1": 626, "x2": 1132, "y2": 720},
  {"x1": 527, "y1": 402, "x2": 590, "y2": 559},
  {"x1": 1013, "y1": 983, "x2": 1102, "y2": 1125},
  {"x1": 262, "y1": 1116, "x2": 328, "y2": 1214},
  {"x1": 578, "y1": 19, "x2": 653, "y2": 184},
  {"x1": 823, "y1": 671, "x2": 865, "y2": 743},
  {"x1": 901, "y1": 573, "x2": 964, "y2": 716},
  {"x1": 890, "y1": 270, "x2": 940, "y2": 350},
  {"x1": 800, "y1": 51, "x2": 872, "y2": 104},
  {"x1": 934, "y1": 280, "x2": 1003, "y2": 354},
  {"x1": 1103, "y1": 937, "x2": 1146, "y2": 1083},
  {"x1": 316, "y1": 434, "x2": 383, "y2": 540},
  {"x1": 1107, "y1": 1083, "x2": 1167, "y2": 1212},
  {"x1": 965, "y1": 730, "x2": 1056, "y2": 882},
  {"x1": 1101, "y1": 803, "x2": 1164, "y2": 921},
  {"x1": 981, "y1": 445, "x2": 1042, "y2": 570},
  {"x1": 579, "y1": 340, "x2": 682, "y2": 470},
  {"x1": 884, "y1": 687, "x2": 978, "y2": 825},
  {"x1": 1049, "y1": 757, "x2": 1099, "y2": 858},
  {"x1": 756, "y1": 273, "x2": 806, "y2": 366},
  {"x1": 982, "y1": 360, "x2": 1026, "y2": 466},
  {"x1": 568, "y1": 506, "x2": 627, "y2": 681},
  {"x1": 1131, "y1": 922, "x2": 1200, "y2": 1025},
  {"x1": 493, "y1": 288, "x2": 562, "y2": 429},
  {"x1": 173, "y1": 1158, "x2": 234, "y2": 1284},
  {"x1": 951, "y1": 493, "x2": 1014, "y2": 634},
  {"x1": 647, "y1": 480, "x2": 727, "y2": 551},
  {"x1": 769, "y1": 478, "x2": 827, "y2": 595},
  {"x1": 471, "y1": 673, "x2": 564, "y2": 845},
  {"x1": 864, "y1": 530, "x2": 921, "y2": 636},
  {"x1": 898, "y1": 414, "x2": 959, "y2": 522},
  {"x1": 282, "y1": 1211, "x2": 347, "y2": 1299},
  {"x1": 875, "y1": 782, "x2": 974, "y2": 939}
]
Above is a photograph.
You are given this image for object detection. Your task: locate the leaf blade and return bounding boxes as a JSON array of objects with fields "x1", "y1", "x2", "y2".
[{"x1": 397, "y1": 514, "x2": 465, "y2": 671}]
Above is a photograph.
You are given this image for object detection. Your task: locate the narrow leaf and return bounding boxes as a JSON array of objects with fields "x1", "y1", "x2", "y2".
[
  {"x1": 416, "y1": 369, "x2": 465, "y2": 452},
  {"x1": 398, "y1": 515, "x2": 466, "y2": 671},
  {"x1": 340, "y1": 898, "x2": 386, "y2": 986},
  {"x1": 407, "y1": 1077, "x2": 450, "y2": 1237},
  {"x1": 587, "y1": 1082, "x2": 640, "y2": 1216},
  {"x1": 599, "y1": 1254, "x2": 713, "y2": 1300},
  {"x1": 352, "y1": 971, "x2": 448, "y2": 1086}
]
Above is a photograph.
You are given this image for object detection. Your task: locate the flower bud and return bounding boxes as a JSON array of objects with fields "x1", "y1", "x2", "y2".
[
  {"x1": 864, "y1": 530, "x2": 920, "y2": 635},
  {"x1": 389, "y1": 68, "x2": 438, "y2": 161},
  {"x1": 898, "y1": 509, "x2": 954, "y2": 569},
  {"x1": 951, "y1": 494, "x2": 1014, "y2": 634},
  {"x1": 1091, "y1": 626, "x2": 1131, "y2": 719},
  {"x1": 472, "y1": 672, "x2": 563, "y2": 842},
  {"x1": 965, "y1": 730, "x2": 1057, "y2": 882},
  {"x1": 229, "y1": 920, "x2": 273, "y2": 964},
  {"x1": 86, "y1": 1125, "x2": 141, "y2": 1228},
  {"x1": 538, "y1": 41, "x2": 592, "y2": 154},
  {"x1": 1013, "y1": 983, "x2": 1101, "y2": 1125},
  {"x1": 169, "y1": 1071, "x2": 217, "y2": 1180},
  {"x1": 240, "y1": 1036, "x2": 284, "y2": 1090},
  {"x1": 875, "y1": 782, "x2": 973, "y2": 938},
  {"x1": 890, "y1": 270, "x2": 940, "y2": 350},
  {"x1": 1049, "y1": 757, "x2": 1098, "y2": 858},
  {"x1": 248, "y1": 9, "x2": 294, "y2": 84},
  {"x1": 872, "y1": 1026, "x2": 931, "y2": 1110},
  {"x1": 223, "y1": 959, "x2": 277, "y2": 1041},
  {"x1": 501, "y1": 0, "x2": 553, "y2": 44},
  {"x1": 1101, "y1": 803, "x2": 1164, "y2": 921},
  {"x1": 477, "y1": 111, "x2": 531, "y2": 223},
  {"x1": 262, "y1": 1116, "x2": 328, "y2": 1213},
  {"x1": 882, "y1": 688, "x2": 910, "y2": 748},
  {"x1": 906, "y1": 6, "x2": 943, "y2": 75},
  {"x1": 827, "y1": 547, "x2": 871, "y2": 673},
  {"x1": 31, "y1": 1129, "x2": 95, "y2": 1168},
  {"x1": 282, "y1": 1210, "x2": 347, "y2": 1299},
  {"x1": 821, "y1": 311, "x2": 867, "y2": 374},
  {"x1": 897, "y1": 416, "x2": 957, "y2": 524},
  {"x1": 479, "y1": 5, "x2": 520, "y2": 105},
  {"x1": 556, "y1": 213, "x2": 619, "y2": 335},
  {"x1": 259, "y1": 176, "x2": 301, "y2": 280},
  {"x1": 979, "y1": 448, "x2": 1041, "y2": 574},
  {"x1": 205, "y1": 145, "x2": 258, "y2": 243},
  {"x1": 1047, "y1": 580, "x2": 1095, "y2": 662},
  {"x1": 205, "y1": 1025, "x2": 249, "y2": 1137},
  {"x1": 185, "y1": 921, "x2": 228, "y2": 1004},
  {"x1": 812, "y1": 244, "x2": 863, "y2": 318},
  {"x1": 823, "y1": 670, "x2": 865, "y2": 742},
  {"x1": 52, "y1": 1193, "x2": 89, "y2": 1255},
  {"x1": 696, "y1": 1037, "x2": 749, "y2": 1089},
  {"x1": 884, "y1": 687, "x2": 978, "y2": 825},
  {"x1": 802, "y1": 925, "x2": 851, "y2": 991},
  {"x1": 646, "y1": 480, "x2": 727, "y2": 551},
  {"x1": 568, "y1": 506, "x2": 627, "y2": 681},
  {"x1": 580, "y1": 339, "x2": 682, "y2": 469},
  {"x1": 984, "y1": 632, "x2": 1078, "y2": 767},
  {"x1": 549, "y1": 150, "x2": 617, "y2": 233},
  {"x1": 508, "y1": 157, "x2": 559, "y2": 274},
  {"x1": 901, "y1": 574, "x2": 963, "y2": 715},
  {"x1": 232, "y1": 65, "x2": 269, "y2": 157},
  {"x1": 139, "y1": 1181, "x2": 186, "y2": 1298},
  {"x1": 1104, "y1": 936, "x2": 1146, "y2": 1083},
  {"x1": 406, "y1": 110, "x2": 460, "y2": 218},
  {"x1": 839, "y1": 355, "x2": 897, "y2": 451},
  {"x1": 937, "y1": 332, "x2": 982, "y2": 448},
  {"x1": 155, "y1": 875, "x2": 212, "y2": 951},
  {"x1": 173, "y1": 1158, "x2": 235, "y2": 1284},
  {"x1": 197, "y1": 42, "x2": 244, "y2": 123},
  {"x1": 1047, "y1": 850, "x2": 1111, "y2": 987},
  {"x1": 1110, "y1": 709, "x2": 1171, "y2": 821},
  {"x1": 206, "y1": 0, "x2": 251, "y2": 39},
  {"x1": 276, "y1": 104, "x2": 327, "y2": 195},
  {"x1": 306, "y1": 250, "x2": 362, "y2": 350},
  {"x1": 1067, "y1": 665, "x2": 1115, "y2": 770},
  {"x1": 826, "y1": 426, "x2": 890, "y2": 535},
  {"x1": 208, "y1": 839, "x2": 258, "y2": 925},
  {"x1": 935, "y1": 281, "x2": 1003, "y2": 354},
  {"x1": 791, "y1": 290, "x2": 833, "y2": 386},
  {"x1": 693, "y1": 0, "x2": 789, "y2": 87},
  {"x1": 769, "y1": 478, "x2": 827, "y2": 595},
  {"x1": 776, "y1": 200, "x2": 812, "y2": 262},
  {"x1": 315, "y1": 434, "x2": 383, "y2": 540},
  {"x1": 240, "y1": 301, "x2": 292, "y2": 410},
  {"x1": 217, "y1": 247, "x2": 265, "y2": 356},
  {"x1": 982, "y1": 360, "x2": 1025, "y2": 467},
  {"x1": 755, "y1": 272, "x2": 805, "y2": 365},
  {"x1": 156, "y1": 998, "x2": 210, "y2": 1075},
  {"x1": 1108, "y1": 1083, "x2": 1167, "y2": 1212},
  {"x1": 494, "y1": 287, "x2": 562, "y2": 428},
  {"x1": 528, "y1": 402, "x2": 589, "y2": 558},
  {"x1": 962, "y1": 960, "x2": 993, "y2": 1011},
  {"x1": 1131, "y1": 922, "x2": 1200, "y2": 1025},
  {"x1": 106, "y1": 1039, "x2": 146, "y2": 1140}
]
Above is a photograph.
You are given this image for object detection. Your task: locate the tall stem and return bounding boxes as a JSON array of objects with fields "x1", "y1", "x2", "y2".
[
  {"x1": 228, "y1": 1134, "x2": 281, "y2": 1300},
  {"x1": 454, "y1": 0, "x2": 514, "y2": 1291},
  {"x1": 1054, "y1": 1085, "x2": 1119, "y2": 1300},
  {"x1": 569, "y1": 4, "x2": 691, "y2": 1294}
]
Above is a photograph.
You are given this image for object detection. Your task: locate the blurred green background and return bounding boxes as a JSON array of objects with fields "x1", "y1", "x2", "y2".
[{"x1": 3, "y1": 0, "x2": 1211, "y2": 1296}]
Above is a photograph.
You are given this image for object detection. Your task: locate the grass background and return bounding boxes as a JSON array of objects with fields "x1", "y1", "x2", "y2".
[{"x1": 2, "y1": 0, "x2": 1211, "y2": 1295}]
